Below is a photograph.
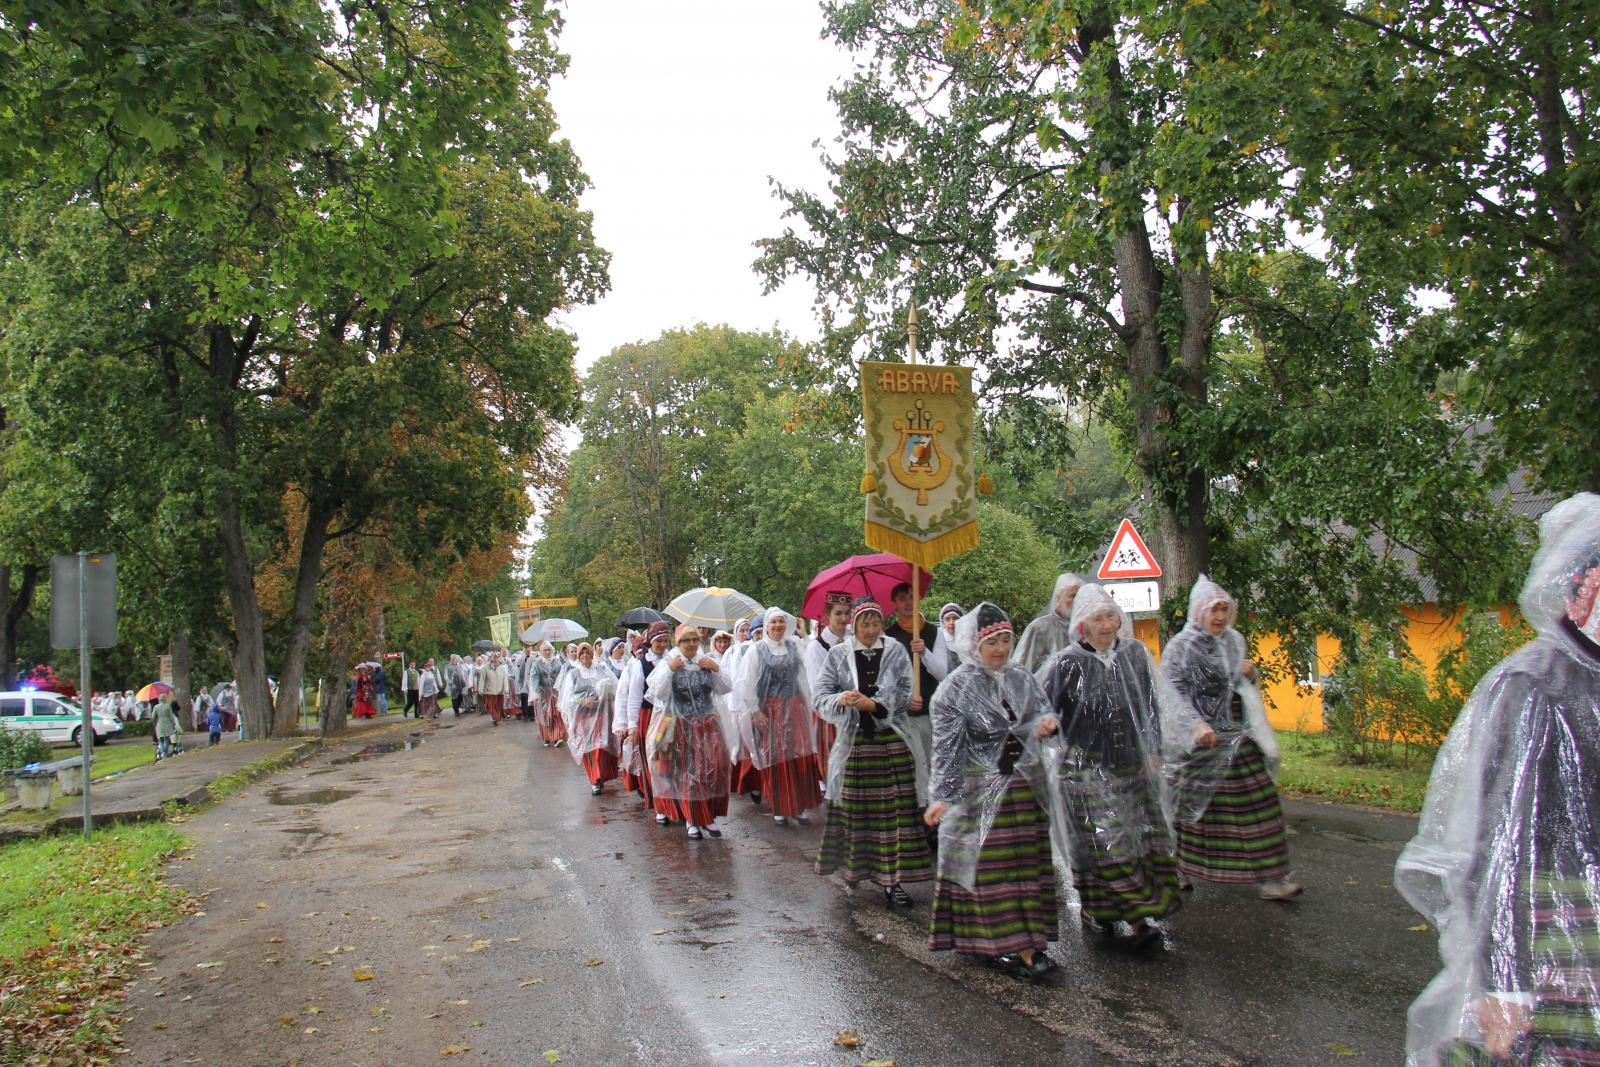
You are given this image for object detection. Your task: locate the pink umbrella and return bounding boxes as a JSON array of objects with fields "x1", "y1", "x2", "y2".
[{"x1": 801, "y1": 554, "x2": 934, "y2": 621}]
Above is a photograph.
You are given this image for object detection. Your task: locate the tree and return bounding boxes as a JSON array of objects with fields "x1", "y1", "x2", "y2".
[
  {"x1": 756, "y1": 0, "x2": 1523, "y2": 651},
  {"x1": 0, "y1": 6, "x2": 605, "y2": 735},
  {"x1": 922, "y1": 501, "x2": 1060, "y2": 623}
]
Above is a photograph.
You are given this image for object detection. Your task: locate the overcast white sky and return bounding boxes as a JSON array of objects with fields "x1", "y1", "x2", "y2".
[{"x1": 547, "y1": 1, "x2": 856, "y2": 371}]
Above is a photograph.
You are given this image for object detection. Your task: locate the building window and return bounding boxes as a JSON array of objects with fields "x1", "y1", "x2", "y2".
[{"x1": 1297, "y1": 652, "x2": 1321, "y2": 688}]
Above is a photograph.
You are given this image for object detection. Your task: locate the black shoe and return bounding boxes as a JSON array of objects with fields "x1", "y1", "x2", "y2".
[
  {"x1": 590, "y1": 784, "x2": 602, "y2": 796},
  {"x1": 795, "y1": 812, "x2": 812, "y2": 826},
  {"x1": 888, "y1": 884, "x2": 913, "y2": 908},
  {"x1": 705, "y1": 825, "x2": 721, "y2": 838},
  {"x1": 992, "y1": 954, "x2": 1033, "y2": 981},
  {"x1": 1116, "y1": 922, "x2": 1163, "y2": 951},
  {"x1": 1027, "y1": 953, "x2": 1059, "y2": 979},
  {"x1": 748, "y1": 791, "x2": 762, "y2": 805}
]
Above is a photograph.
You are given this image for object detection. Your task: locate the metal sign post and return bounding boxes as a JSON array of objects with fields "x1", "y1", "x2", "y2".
[{"x1": 50, "y1": 553, "x2": 118, "y2": 837}]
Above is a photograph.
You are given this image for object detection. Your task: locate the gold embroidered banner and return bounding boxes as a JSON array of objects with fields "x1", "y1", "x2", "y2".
[{"x1": 860, "y1": 360, "x2": 979, "y2": 570}]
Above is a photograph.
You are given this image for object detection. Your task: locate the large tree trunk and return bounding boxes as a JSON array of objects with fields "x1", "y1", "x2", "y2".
[
  {"x1": 1083, "y1": 5, "x2": 1211, "y2": 636},
  {"x1": 217, "y1": 492, "x2": 272, "y2": 739},
  {"x1": 172, "y1": 627, "x2": 192, "y2": 727},
  {"x1": 272, "y1": 501, "x2": 335, "y2": 736},
  {"x1": 318, "y1": 571, "x2": 351, "y2": 737},
  {"x1": 0, "y1": 563, "x2": 39, "y2": 690}
]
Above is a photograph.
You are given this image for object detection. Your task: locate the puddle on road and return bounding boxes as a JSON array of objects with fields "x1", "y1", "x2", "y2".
[
  {"x1": 268, "y1": 786, "x2": 361, "y2": 806},
  {"x1": 329, "y1": 737, "x2": 426, "y2": 765}
]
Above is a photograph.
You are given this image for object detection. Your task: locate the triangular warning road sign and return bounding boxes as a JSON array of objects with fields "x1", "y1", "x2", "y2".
[{"x1": 1097, "y1": 519, "x2": 1162, "y2": 580}]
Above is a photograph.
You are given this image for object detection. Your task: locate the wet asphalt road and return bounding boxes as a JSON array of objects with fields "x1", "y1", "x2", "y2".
[{"x1": 121, "y1": 714, "x2": 1438, "y2": 1067}]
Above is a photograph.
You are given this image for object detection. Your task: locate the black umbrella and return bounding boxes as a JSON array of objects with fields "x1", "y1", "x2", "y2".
[
  {"x1": 471, "y1": 639, "x2": 504, "y2": 651},
  {"x1": 616, "y1": 606, "x2": 666, "y2": 629}
]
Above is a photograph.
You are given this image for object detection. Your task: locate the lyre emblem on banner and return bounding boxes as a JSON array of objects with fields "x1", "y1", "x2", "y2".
[{"x1": 889, "y1": 399, "x2": 954, "y2": 505}]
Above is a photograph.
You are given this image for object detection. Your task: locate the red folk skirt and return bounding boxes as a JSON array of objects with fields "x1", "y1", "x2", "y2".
[
  {"x1": 537, "y1": 691, "x2": 567, "y2": 744},
  {"x1": 622, "y1": 704, "x2": 655, "y2": 805},
  {"x1": 732, "y1": 757, "x2": 762, "y2": 795},
  {"x1": 652, "y1": 715, "x2": 731, "y2": 826},
  {"x1": 761, "y1": 757, "x2": 824, "y2": 817},
  {"x1": 582, "y1": 748, "x2": 619, "y2": 786}
]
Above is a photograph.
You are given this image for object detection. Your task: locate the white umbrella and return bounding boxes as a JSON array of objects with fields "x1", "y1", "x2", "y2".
[
  {"x1": 664, "y1": 587, "x2": 764, "y2": 629},
  {"x1": 522, "y1": 618, "x2": 588, "y2": 644}
]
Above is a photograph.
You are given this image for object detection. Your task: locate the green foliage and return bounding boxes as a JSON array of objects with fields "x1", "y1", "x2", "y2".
[
  {"x1": 1323, "y1": 613, "x2": 1537, "y2": 763},
  {"x1": 0, "y1": 726, "x2": 51, "y2": 769},
  {"x1": 921, "y1": 502, "x2": 1060, "y2": 624}
]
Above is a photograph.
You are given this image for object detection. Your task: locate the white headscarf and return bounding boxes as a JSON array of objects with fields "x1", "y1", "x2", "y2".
[{"x1": 761, "y1": 606, "x2": 796, "y2": 654}]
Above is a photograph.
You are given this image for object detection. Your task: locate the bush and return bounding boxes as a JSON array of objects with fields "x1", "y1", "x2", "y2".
[
  {"x1": 1325, "y1": 612, "x2": 1535, "y2": 764},
  {"x1": 0, "y1": 726, "x2": 53, "y2": 770},
  {"x1": 921, "y1": 501, "x2": 1059, "y2": 625},
  {"x1": 121, "y1": 718, "x2": 154, "y2": 738}
]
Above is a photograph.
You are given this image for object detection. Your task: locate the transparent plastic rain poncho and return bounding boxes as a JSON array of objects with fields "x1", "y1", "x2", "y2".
[
  {"x1": 928, "y1": 603, "x2": 1052, "y2": 890},
  {"x1": 1037, "y1": 584, "x2": 1179, "y2": 871},
  {"x1": 557, "y1": 662, "x2": 619, "y2": 762},
  {"x1": 533, "y1": 644, "x2": 562, "y2": 694},
  {"x1": 643, "y1": 650, "x2": 733, "y2": 801},
  {"x1": 1160, "y1": 575, "x2": 1281, "y2": 823},
  {"x1": 1010, "y1": 572, "x2": 1093, "y2": 673},
  {"x1": 811, "y1": 633, "x2": 925, "y2": 803},
  {"x1": 1396, "y1": 493, "x2": 1600, "y2": 1067},
  {"x1": 733, "y1": 623, "x2": 818, "y2": 772}
]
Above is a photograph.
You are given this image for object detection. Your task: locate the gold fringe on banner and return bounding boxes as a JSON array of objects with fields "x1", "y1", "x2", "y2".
[{"x1": 864, "y1": 519, "x2": 980, "y2": 571}]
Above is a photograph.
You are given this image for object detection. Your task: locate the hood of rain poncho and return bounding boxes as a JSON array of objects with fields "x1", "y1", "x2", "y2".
[
  {"x1": 1069, "y1": 583, "x2": 1135, "y2": 644},
  {"x1": 940, "y1": 602, "x2": 964, "y2": 621},
  {"x1": 733, "y1": 627, "x2": 816, "y2": 771},
  {"x1": 929, "y1": 602, "x2": 1051, "y2": 889},
  {"x1": 643, "y1": 646, "x2": 734, "y2": 800},
  {"x1": 558, "y1": 663, "x2": 619, "y2": 761},
  {"x1": 1037, "y1": 598, "x2": 1181, "y2": 869},
  {"x1": 1010, "y1": 573, "x2": 1096, "y2": 673},
  {"x1": 951, "y1": 602, "x2": 1014, "y2": 671},
  {"x1": 1159, "y1": 576, "x2": 1281, "y2": 813},
  {"x1": 760, "y1": 606, "x2": 796, "y2": 650},
  {"x1": 810, "y1": 632, "x2": 927, "y2": 803},
  {"x1": 1395, "y1": 493, "x2": 1600, "y2": 1066}
]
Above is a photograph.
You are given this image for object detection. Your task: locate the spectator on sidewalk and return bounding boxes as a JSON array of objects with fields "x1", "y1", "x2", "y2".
[
  {"x1": 403, "y1": 661, "x2": 420, "y2": 717},
  {"x1": 153, "y1": 695, "x2": 181, "y2": 759},
  {"x1": 373, "y1": 661, "x2": 389, "y2": 715},
  {"x1": 206, "y1": 703, "x2": 225, "y2": 746}
]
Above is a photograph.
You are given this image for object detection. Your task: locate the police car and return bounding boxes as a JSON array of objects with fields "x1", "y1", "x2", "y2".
[{"x1": 0, "y1": 690, "x2": 124, "y2": 747}]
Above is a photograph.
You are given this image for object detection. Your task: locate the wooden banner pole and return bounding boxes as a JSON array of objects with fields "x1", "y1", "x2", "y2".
[{"x1": 907, "y1": 304, "x2": 923, "y2": 706}]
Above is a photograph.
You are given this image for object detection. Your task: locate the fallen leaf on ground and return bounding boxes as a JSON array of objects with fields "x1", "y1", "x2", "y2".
[
  {"x1": 195, "y1": 962, "x2": 225, "y2": 969},
  {"x1": 257, "y1": 903, "x2": 269, "y2": 908},
  {"x1": 267, "y1": 937, "x2": 283, "y2": 944},
  {"x1": 279, "y1": 1017, "x2": 294, "y2": 1026},
  {"x1": 302, "y1": 912, "x2": 318, "y2": 917},
  {"x1": 440, "y1": 1045, "x2": 471, "y2": 1055},
  {"x1": 835, "y1": 1031, "x2": 862, "y2": 1048},
  {"x1": 452, "y1": 1000, "x2": 470, "y2": 1005},
  {"x1": 303, "y1": 1027, "x2": 319, "y2": 1034},
  {"x1": 519, "y1": 979, "x2": 545, "y2": 987},
  {"x1": 305, "y1": 1006, "x2": 324, "y2": 1014},
  {"x1": 668, "y1": 910, "x2": 685, "y2": 916},
  {"x1": 470, "y1": 1021, "x2": 484, "y2": 1027},
  {"x1": 342, "y1": 911, "x2": 352, "y2": 916},
  {"x1": 861, "y1": 1060, "x2": 896, "y2": 1067},
  {"x1": 1344, "y1": 880, "x2": 1359, "y2": 886},
  {"x1": 506, "y1": 937, "x2": 520, "y2": 942},
  {"x1": 688, "y1": 897, "x2": 705, "y2": 902},
  {"x1": 543, "y1": 1052, "x2": 561, "y2": 1063},
  {"x1": 388, "y1": 854, "x2": 401, "y2": 859},
  {"x1": 151, "y1": 1022, "x2": 167, "y2": 1030},
  {"x1": 1408, "y1": 924, "x2": 1431, "y2": 932},
  {"x1": 586, "y1": 959, "x2": 603, "y2": 967},
  {"x1": 1325, "y1": 1041, "x2": 1359, "y2": 1057},
  {"x1": 651, "y1": 930, "x2": 667, "y2": 935},
  {"x1": 473, "y1": 897, "x2": 490, "y2": 903},
  {"x1": 426, "y1": 1012, "x2": 442, "y2": 1019},
  {"x1": 352, "y1": 970, "x2": 374, "y2": 981}
]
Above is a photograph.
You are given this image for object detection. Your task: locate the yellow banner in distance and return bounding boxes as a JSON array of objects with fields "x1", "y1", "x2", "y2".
[
  {"x1": 860, "y1": 361, "x2": 979, "y2": 569},
  {"x1": 488, "y1": 612, "x2": 515, "y2": 648}
]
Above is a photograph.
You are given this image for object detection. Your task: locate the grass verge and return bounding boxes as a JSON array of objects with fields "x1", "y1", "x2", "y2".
[
  {"x1": 1276, "y1": 730, "x2": 1435, "y2": 814},
  {"x1": 0, "y1": 823, "x2": 192, "y2": 1065}
]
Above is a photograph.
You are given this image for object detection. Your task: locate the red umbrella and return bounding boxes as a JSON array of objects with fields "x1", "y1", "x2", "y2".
[{"x1": 801, "y1": 554, "x2": 934, "y2": 621}]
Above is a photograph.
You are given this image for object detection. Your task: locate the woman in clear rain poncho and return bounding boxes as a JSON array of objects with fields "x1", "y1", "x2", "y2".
[
  {"x1": 1397, "y1": 493, "x2": 1600, "y2": 1067},
  {"x1": 558, "y1": 642, "x2": 621, "y2": 796},
  {"x1": 735, "y1": 607, "x2": 822, "y2": 825},
  {"x1": 925, "y1": 603, "x2": 1060, "y2": 980},
  {"x1": 644, "y1": 623, "x2": 733, "y2": 839},
  {"x1": 1012, "y1": 573, "x2": 1092, "y2": 673},
  {"x1": 813, "y1": 596, "x2": 932, "y2": 906},
  {"x1": 1162, "y1": 576, "x2": 1298, "y2": 900},
  {"x1": 1039, "y1": 583, "x2": 1182, "y2": 947},
  {"x1": 617, "y1": 622, "x2": 672, "y2": 813},
  {"x1": 533, "y1": 642, "x2": 567, "y2": 747},
  {"x1": 726, "y1": 614, "x2": 766, "y2": 805}
]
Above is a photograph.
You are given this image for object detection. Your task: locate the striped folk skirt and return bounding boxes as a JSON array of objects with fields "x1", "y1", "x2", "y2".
[
  {"x1": 732, "y1": 757, "x2": 762, "y2": 795},
  {"x1": 1174, "y1": 738, "x2": 1290, "y2": 885},
  {"x1": 537, "y1": 691, "x2": 567, "y2": 745},
  {"x1": 1060, "y1": 760, "x2": 1183, "y2": 925},
  {"x1": 929, "y1": 776, "x2": 1057, "y2": 957},
  {"x1": 622, "y1": 704, "x2": 655, "y2": 804},
  {"x1": 651, "y1": 715, "x2": 731, "y2": 826},
  {"x1": 761, "y1": 757, "x2": 823, "y2": 818},
  {"x1": 815, "y1": 734, "x2": 932, "y2": 888},
  {"x1": 582, "y1": 748, "x2": 619, "y2": 787}
]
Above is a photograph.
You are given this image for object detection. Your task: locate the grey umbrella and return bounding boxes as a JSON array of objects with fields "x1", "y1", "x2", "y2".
[
  {"x1": 471, "y1": 640, "x2": 504, "y2": 652},
  {"x1": 663, "y1": 587, "x2": 764, "y2": 629}
]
